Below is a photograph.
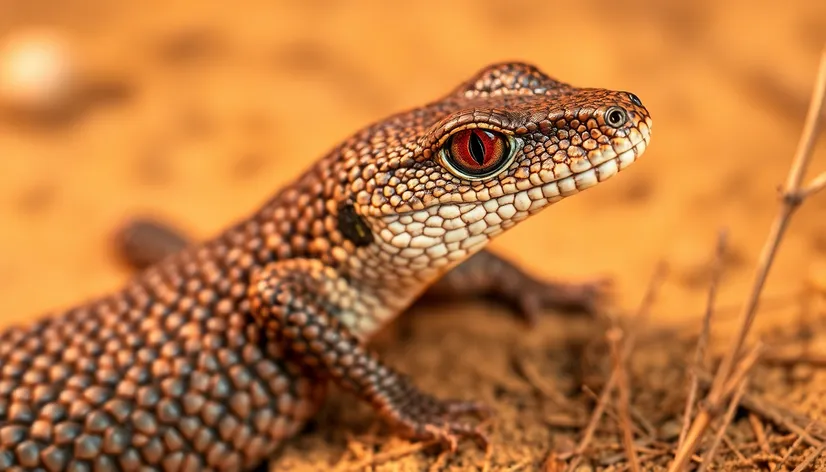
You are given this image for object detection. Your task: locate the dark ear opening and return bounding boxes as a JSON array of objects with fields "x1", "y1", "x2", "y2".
[{"x1": 337, "y1": 201, "x2": 374, "y2": 247}]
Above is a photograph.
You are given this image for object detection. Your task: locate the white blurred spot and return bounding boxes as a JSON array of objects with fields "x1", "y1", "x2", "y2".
[{"x1": 0, "y1": 29, "x2": 77, "y2": 116}]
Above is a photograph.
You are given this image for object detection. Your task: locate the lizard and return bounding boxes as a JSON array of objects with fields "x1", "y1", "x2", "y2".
[{"x1": 0, "y1": 62, "x2": 652, "y2": 471}]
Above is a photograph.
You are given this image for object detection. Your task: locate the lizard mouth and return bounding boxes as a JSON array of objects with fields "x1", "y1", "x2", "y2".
[{"x1": 535, "y1": 121, "x2": 652, "y2": 202}]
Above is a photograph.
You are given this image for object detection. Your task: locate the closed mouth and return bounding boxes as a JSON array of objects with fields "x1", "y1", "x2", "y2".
[
  {"x1": 542, "y1": 134, "x2": 649, "y2": 200},
  {"x1": 463, "y1": 123, "x2": 652, "y2": 227},
  {"x1": 532, "y1": 119, "x2": 652, "y2": 204}
]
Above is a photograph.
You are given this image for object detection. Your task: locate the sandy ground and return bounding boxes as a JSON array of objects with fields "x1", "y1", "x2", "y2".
[{"x1": 1, "y1": 1, "x2": 826, "y2": 470}]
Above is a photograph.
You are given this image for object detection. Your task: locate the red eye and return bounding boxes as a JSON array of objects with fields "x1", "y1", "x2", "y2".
[{"x1": 444, "y1": 129, "x2": 511, "y2": 178}]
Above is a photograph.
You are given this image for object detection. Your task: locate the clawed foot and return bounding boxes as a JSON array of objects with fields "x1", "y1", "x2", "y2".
[
  {"x1": 389, "y1": 395, "x2": 492, "y2": 452},
  {"x1": 496, "y1": 275, "x2": 613, "y2": 326},
  {"x1": 427, "y1": 251, "x2": 614, "y2": 327}
]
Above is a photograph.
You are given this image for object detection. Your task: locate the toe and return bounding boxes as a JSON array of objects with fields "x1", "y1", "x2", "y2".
[
  {"x1": 446, "y1": 421, "x2": 490, "y2": 450},
  {"x1": 424, "y1": 424, "x2": 459, "y2": 452}
]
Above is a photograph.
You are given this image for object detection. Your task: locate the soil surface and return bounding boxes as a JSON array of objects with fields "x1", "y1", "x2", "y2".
[{"x1": 1, "y1": 1, "x2": 826, "y2": 470}]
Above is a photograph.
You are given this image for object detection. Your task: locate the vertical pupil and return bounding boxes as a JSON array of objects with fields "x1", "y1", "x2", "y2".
[{"x1": 468, "y1": 132, "x2": 486, "y2": 165}]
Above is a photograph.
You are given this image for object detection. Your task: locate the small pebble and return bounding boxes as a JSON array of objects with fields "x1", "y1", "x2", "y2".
[
  {"x1": 0, "y1": 28, "x2": 77, "y2": 117},
  {"x1": 659, "y1": 419, "x2": 682, "y2": 440}
]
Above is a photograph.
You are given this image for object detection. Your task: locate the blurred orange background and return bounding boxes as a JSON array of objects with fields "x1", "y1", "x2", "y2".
[{"x1": 0, "y1": 0, "x2": 825, "y2": 338}]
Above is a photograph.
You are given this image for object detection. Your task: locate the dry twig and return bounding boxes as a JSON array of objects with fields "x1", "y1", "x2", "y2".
[
  {"x1": 670, "y1": 343, "x2": 763, "y2": 470},
  {"x1": 729, "y1": 433, "x2": 796, "y2": 453},
  {"x1": 721, "y1": 433, "x2": 748, "y2": 462},
  {"x1": 564, "y1": 263, "x2": 667, "y2": 470},
  {"x1": 668, "y1": 46, "x2": 826, "y2": 471},
  {"x1": 772, "y1": 421, "x2": 816, "y2": 472},
  {"x1": 709, "y1": 46, "x2": 826, "y2": 405},
  {"x1": 790, "y1": 442, "x2": 826, "y2": 472},
  {"x1": 513, "y1": 355, "x2": 572, "y2": 407},
  {"x1": 630, "y1": 405, "x2": 658, "y2": 439},
  {"x1": 342, "y1": 440, "x2": 438, "y2": 471},
  {"x1": 696, "y1": 368, "x2": 825, "y2": 448},
  {"x1": 719, "y1": 344, "x2": 764, "y2": 398},
  {"x1": 503, "y1": 459, "x2": 532, "y2": 472},
  {"x1": 608, "y1": 329, "x2": 641, "y2": 472},
  {"x1": 678, "y1": 230, "x2": 728, "y2": 450},
  {"x1": 750, "y1": 413, "x2": 775, "y2": 470},
  {"x1": 697, "y1": 378, "x2": 749, "y2": 472},
  {"x1": 800, "y1": 169, "x2": 826, "y2": 198},
  {"x1": 580, "y1": 385, "x2": 646, "y2": 438},
  {"x1": 762, "y1": 351, "x2": 826, "y2": 367}
]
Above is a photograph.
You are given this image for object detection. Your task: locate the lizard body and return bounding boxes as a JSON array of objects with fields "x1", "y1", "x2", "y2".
[{"x1": 0, "y1": 62, "x2": 652, "y2": 471}]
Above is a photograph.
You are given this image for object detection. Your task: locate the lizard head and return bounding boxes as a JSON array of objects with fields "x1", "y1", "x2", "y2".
[{"x1": 338, "y1": 62, "x2": 652, "y2": 283}]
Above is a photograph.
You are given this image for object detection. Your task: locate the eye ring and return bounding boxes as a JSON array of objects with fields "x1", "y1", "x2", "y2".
[
  {"x1": 605, "y1": 106, "x2": 628, "y2": 128},
  {"x1": 438, "y1": 129, "x2": 521, "y2": 181}
]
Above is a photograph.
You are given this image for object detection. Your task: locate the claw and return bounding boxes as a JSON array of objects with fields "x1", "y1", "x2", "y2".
[
  {"x1": 391, "y1": 395, "x2": 493, "y2": 453},
  {"x1": 422, "y1": 420, "x2": 488, "y2": 453},
  {"x1": 424, "y1": 424, "x2": 459, "y2": 452}
]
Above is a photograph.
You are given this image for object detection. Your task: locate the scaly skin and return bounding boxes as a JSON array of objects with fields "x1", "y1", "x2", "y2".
[{"x1": 0, "y1": 62, "x2": 652, "y2": 471}]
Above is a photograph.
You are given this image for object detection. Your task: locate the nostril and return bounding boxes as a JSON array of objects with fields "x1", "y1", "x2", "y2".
[{"x1": 605, "y1": 107, "x2": 627, "y2": 128}]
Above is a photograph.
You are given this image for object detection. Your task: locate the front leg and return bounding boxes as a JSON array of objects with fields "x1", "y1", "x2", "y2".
[
  {"x1": 247, "y1": 258, "x2": 490, "y2": 451},
  {"x1": 424, "y1": 250, "x2": 610, "y2": 325}
]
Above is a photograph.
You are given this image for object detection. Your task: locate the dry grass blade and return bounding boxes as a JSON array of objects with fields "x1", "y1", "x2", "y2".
[
  {"x1": 749, "y1": 414, "x2": 775, "y2": 470},
  {"x1": 696, "y1": 368, "x2": 824, "y2": 448},
  {"x1": 564, "y1": 262, "x2": 667, "y2": 471},
  {"x1": 790, "y1": 442, "x2": 826, "y2": 472},
  {"x1": 608, "y1": 328, "x2": 640, "y2": 472},
  {"x1": 721, "y1": 433, "x2": 748, "y2": 462},
  {"x1": 668, "y1": 46, "x2": 826, "y2": 472},
  {"x1": 513, "y1": 355, "x2": 572, "y2": 407},
  {"x1": 670, "y1": 344, "x2": 763, "y2": 471},
  {"x1": 772, "y1": 421, "x2": 815, "y2": 472},
  {"x1": 750, "y1": 414, "x2": 771, "y2": 455},
  {"x1": 697, "y1": 378, "x2": 748, "y2": 472},
  {"x1": 709, "y1": 45, "x2": 826, "y2": 407},
  {"x1": 581, "y1": 385, "x2": 634, "y2": 434},
  {"x1": 342, "y1": 440, "x2": 438, "y2": 471},
  {"x1": 504, "y1": 459, "x2": 532, "y2": 472},
  {"x1": 678, "y1": 230, "x2": 728, "y2": 450},
  {"x1": 800, "y1": 171, "x2": 826, "y2": 199},
  {"x1": 630, "y1": 406, "x2": 657, "y2": 439},
  {"x1": 720, "y1": 343, "x2": 764, "y2": 399},
  {"x1": 762, "y1": 351, "x2": 826, "y2": 367}
]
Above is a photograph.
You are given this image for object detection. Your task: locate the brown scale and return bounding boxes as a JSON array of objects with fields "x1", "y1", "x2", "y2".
[{"x1": 0, "y1": 62, "x2": 651, "y2": 470}]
